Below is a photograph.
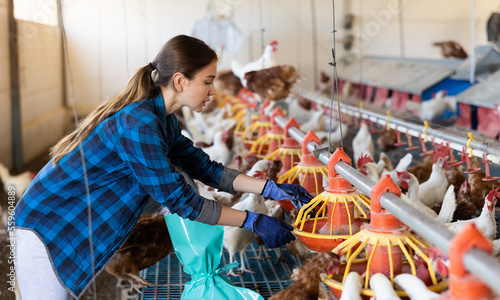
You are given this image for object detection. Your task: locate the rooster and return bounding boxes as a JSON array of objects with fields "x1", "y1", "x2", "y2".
[
  {"x1": 0, "y1": 163, "x2": 36, "y2": 199},
  {"x1": 232, "y1": 40, "x2": 278, "y2": 87},
  {"x1": 357, "y1": 153, "x2": 381, "y2": 182},
  {"x1": 244, "y1": 65, "x2": 301, "y2": 101},
  {"x1": 443, "y1": 187, "x2": 499, "y2": 240},
  {"x1": 105, "y1": 213, "x2": 172, "y2": 293},
  {"x1": 352, "y1": 121, "x2": 374, "y2": 165},
  {"x1": 269, "y1": 252, "x2": 340, "y2": 300}
]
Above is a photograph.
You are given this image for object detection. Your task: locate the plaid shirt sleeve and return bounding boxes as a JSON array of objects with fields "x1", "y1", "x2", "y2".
[
  {"x1": 167, "y1": 115, "x2": 236, "y2": 189},
  {"x1": 115, "y1": 121, "x2": 211, "y2": 221}
]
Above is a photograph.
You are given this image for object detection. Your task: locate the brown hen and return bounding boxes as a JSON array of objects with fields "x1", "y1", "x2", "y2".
[
  {"x1": 452, "y1": 179, "x2": 477, "y2": 221},
  {"x1": 468, "y1": 156, "x2": 500, "y2": 210},
  {"x1": 244, "y1": 65, "x2": 301, "y2": 101},
  {"x1": 407, "y1": 155, "x2": 434, "y2": 184},
  {"x1": 269, "y1": 252, "x2": 340, "y2": 300},
  {"x1": 216, "y1": 70, "x2": 243, "y2": 96},
  {"x1": 376, "y1": 126, "x2": 398, "y2": 152},
  {"x1": 433, "y1": 41, "x2": 468, "y2": 59},
  {"x1": 105, "y1": 213, "x2": 172, "y2": 292}
]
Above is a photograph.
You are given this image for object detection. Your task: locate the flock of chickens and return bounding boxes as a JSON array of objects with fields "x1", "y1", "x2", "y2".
[{"x1": 0, "y1": 39, "x2": 499, "y2": 299}]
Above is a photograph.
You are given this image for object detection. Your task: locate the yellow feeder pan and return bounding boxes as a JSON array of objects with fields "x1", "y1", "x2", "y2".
[
  {"x1": 322, "y1": 175, "x2": 448, "y2": 299},
  {"x1": 278, "y1": 131, "x2": 328, "y2": 197},
  {"x1": 250, "y1": 107, "x2": 285, "y2": 158},
  {"x1": 242, "y1": 100, "x2": 271, "y2": 150},
  {"x1": 265, "y1": 118, "x2": 303, "y2": 174},
  {"x1": 293, "y1": 148, "x2": 370, "y2": 252},
  {"x1": 265, "y1": 117, "x2": 302, "y2": 212}
]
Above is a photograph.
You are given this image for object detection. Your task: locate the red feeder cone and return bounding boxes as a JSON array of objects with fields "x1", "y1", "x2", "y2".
[
  {"x1": 265, "y1": 118, "x2": 302, "y2": 212},
  {"x1": 440, "y1": 223, "x2": 493, "y2": 300},
  {"x1": 322, "y1": 175, "x2": 448, "y2": 299},
  {"x1": 293, "y1": 148, "x2": 370, "y2": 252},
  {"x1": 279, "y1": 131, "x2": 328, "y2": 197}
]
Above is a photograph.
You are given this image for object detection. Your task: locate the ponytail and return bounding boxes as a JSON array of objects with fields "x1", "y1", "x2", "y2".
[
  {"x1": 51, "y1": 34, "x2": 217, "y2": 165},
  {"x1": 51, "y1": 65, "x2": 159, "y2": 164}
]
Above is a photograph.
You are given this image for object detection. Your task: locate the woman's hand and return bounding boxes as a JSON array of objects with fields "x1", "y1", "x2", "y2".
[
  {"x1": 261, "y1": 180, "x2": 314, "y2": 210},
  {"x1": 240, "y1": 210, "x2": 295, "y2": 248}
]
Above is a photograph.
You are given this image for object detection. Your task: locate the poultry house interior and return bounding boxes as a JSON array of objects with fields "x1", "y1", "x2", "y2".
[{"x1": 3, "y1": 1, "x2": 500, "y2": 300}]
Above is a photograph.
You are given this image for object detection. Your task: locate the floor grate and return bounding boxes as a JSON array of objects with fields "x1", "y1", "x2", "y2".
[{"x1": 138, "y1": 242, "x2": 302, "y2": 300}]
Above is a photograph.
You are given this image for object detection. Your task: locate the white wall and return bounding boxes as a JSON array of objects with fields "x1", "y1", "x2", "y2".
[
  {"x1": 17, "y1": 20, "x2": 67, "y2": 164},
  {"x1": 61, "y1": 0, "x2": 499, "y2": 111},
  {"x1": 0, "y1": 0, "x2": 12, "y2": 168}
]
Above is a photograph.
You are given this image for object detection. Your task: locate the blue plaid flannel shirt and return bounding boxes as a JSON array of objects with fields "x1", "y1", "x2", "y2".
[{"x1": 14, "y1": 93, "x2": 238, "y2": 298}]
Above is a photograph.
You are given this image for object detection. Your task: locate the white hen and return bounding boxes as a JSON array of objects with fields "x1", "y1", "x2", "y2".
[
  {"x1": 369, "y1": 273, "x2": 400, "y2": 300},
  {"x1": 0, "y1": 163, "x2": 35, "y2": 199},
  {"x1": 393, "y1": 273, "x2": 440, "y2": 300},
  {"x1": 442, "y1": 188, "x2": 498, "y2": 240},
  {"x1": 340, "y1": 272, "x2": 362, "y2": 300},
  {"x1": 231, "y1": 40, "x2": 278, "y2": 87},
  {"x1": 299, "y1": 109, "x2": 325, "y2": 132},
  {"x1": 223, "y1": 193, "x2": 268, "y2": 276},
  {"x1": 201, "y1": 130, "x2": 232, "y2": 165},
  {"x1": 381, "y1": 153, "x2": 413, "y2": 186},
  {"x1": 399, "y1": 171, "x2": 456, "y2": 224},
  {"x1": 418, "y1": 157, "x2": 449, "y2": 208}
]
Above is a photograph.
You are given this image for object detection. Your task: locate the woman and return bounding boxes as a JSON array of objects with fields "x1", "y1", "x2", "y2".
[{"x1": 13, "y1": 35, "x2": 312, "y2": 299}]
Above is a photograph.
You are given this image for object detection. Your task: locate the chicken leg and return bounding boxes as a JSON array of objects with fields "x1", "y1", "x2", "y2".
[{"x1": 249, "y1": 243, "x2": 271, "y2": 261}]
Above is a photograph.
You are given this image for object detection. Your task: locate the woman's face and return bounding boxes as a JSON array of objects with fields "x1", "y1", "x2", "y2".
[{"x1": 181, "y1": 61, "x2": 217, "y2": 113}]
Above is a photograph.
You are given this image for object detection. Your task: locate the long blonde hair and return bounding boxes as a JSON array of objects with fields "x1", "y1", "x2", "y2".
[{"x1": 51, "y1": 35, "x2": 217, "y2": 164}]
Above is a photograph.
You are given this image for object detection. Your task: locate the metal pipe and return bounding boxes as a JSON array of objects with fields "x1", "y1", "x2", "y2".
[
  {"x1": 335, "y1": 161, "x2": 500, "y2": 294},
  {"x1": 298, "y1": 89, "x2": 500, "y2": 163},
  {"x1": 266, "y1": 102, "x2": 500, "y2": 294}
]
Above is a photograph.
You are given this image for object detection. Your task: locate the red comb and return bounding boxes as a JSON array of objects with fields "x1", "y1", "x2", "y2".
[
  {"x1": 253, "y1": 170, "x2": 265, "y2": 179},
  {"x1": 357, "y1": 153, "x2": 374, "y2": 169}
]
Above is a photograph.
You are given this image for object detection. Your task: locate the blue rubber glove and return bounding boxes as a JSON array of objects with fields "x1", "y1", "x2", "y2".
[
  {"x1": 261, "y1": 180, "x2": 314, "y2": 210},
  {"x1": 240, "y1": 210, "x2": 295, "y2": 248}
]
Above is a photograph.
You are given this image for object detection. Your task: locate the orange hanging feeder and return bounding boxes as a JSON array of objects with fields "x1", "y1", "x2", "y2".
[
  {"x1": 439, "y1": 223, "x2": 493, "y2": 300},
  {"x1": 293, "y1": 148, "x2": 370, "y2": 252},
  {"x1": 265, "y1": 118, "x2": 303, "y2": 211},
  {"x1": 233, "y1": 90, "x2": 258, "y2": 137},
  {"x1": 265, "y1": 118, "x2": 302, "y2": 177},
  {"x1": 321, "y1": 175, "x2": 448, "y2": 299},
  {"x1": 241, "y1": 100, "x2": 271, "y2": 150},
  {"x1": 278, "y1": 131, "x2": 328, "y2": 197},
  {"x1": 249, "y1": 107, "x2": 285, "y2": 158}
]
